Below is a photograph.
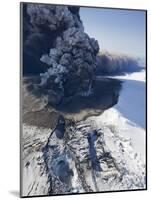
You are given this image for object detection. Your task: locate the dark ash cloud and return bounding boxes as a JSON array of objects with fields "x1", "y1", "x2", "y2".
[{"x1": 96, "y1": 51, "x2": 144, "y2": 75}]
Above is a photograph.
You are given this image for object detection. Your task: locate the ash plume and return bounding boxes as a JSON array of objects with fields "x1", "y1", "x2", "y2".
[
  {"x1": 23, "y1": 4, "x2": 99, "y2": 105},
  {"x1": 96, "y1": 51, "x2": 144, "y2": 75}
]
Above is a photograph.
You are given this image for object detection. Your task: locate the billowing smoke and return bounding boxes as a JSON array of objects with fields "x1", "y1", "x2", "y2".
[
  {"x1": 23, "y1": 4, "x2": 83, "y2": 74},
  {"x1": 96, "y1": 51, "x2": 144, "y2": 75},
  {"x1": 24, "y1": 4, "x2": 99, "y2": 105}
]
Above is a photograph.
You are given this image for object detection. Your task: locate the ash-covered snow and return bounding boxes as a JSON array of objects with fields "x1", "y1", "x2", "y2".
[
  {"x1": 22, "y1": 114, "x2": 146, "y2": 196},
  {"x1": 22, "y1": 74, "x2": 146, "y2": 196},
  {"x1": 22, "y1": 70, "x2": 146, "y2": 196},
  {"x1": 22, "y1": 124, "x2": 50, "y2": 196}
]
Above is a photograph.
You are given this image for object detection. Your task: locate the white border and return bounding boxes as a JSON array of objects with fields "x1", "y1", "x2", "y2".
[{"x1": 0, "y1": 0, "x2": 150, "y2": 199}]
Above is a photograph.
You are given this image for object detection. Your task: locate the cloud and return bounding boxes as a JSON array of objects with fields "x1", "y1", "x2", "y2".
[{"x1": 96, "y1": 51, "x2": 144, "y2": 75}]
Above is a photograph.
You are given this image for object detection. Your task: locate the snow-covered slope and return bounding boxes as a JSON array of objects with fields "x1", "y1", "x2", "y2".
[
  {"x1": 86, "y1": 70, "x2": 146, "y2": 190},
  {"x1": 92, "y1": 70, "x2": 146, "y2": 162},
  {"x1": 22, "y1": 70, "x2": 146, "y2": 196},
  {"x1": 22, "y1": 118, "x2": 146, "y2": 196},
  {"x1": 89, "y1": 108, "x2": 145, "y2": 163},
  {"x1": 109, "y1": 70, "x2": 145, "y2": 82}
]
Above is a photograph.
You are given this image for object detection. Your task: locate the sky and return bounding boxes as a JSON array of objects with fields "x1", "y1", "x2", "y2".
[{"x1": 80, "y1": 7, "x2": 146, "y2": 58}]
